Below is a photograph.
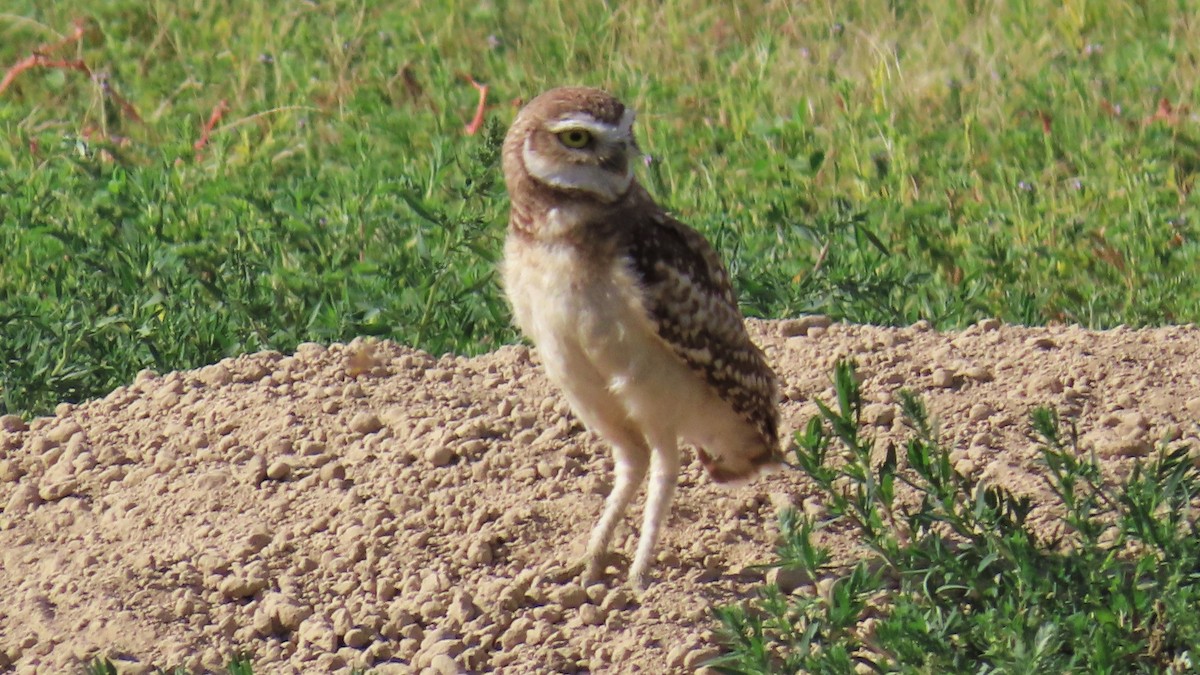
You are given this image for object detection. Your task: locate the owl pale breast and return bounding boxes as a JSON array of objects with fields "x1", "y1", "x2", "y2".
[{"x1": 504, "y1": 222, "x2": 779, "y2": 481}]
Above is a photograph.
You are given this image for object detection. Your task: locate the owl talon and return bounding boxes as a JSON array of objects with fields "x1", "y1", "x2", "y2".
[{"x1": 567, "y1": 553, "x2": 608, "y2": 585}]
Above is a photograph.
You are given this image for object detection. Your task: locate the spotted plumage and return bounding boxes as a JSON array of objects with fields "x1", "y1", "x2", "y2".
[
  {"x1": 500, "y1": 86, "x2": 782, "y2": 589},
  {"x1": 618, "y1": 216, "x2": 780, "y2": 478}
]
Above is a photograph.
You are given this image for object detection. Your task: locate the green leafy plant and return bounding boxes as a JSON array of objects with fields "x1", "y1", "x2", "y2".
[
  {"x1": 85, "y1": 658, "x2": 118, "y2": 675},
  {"x1": 715, "y1": 361, "x2": 1200, "y2": 673}
]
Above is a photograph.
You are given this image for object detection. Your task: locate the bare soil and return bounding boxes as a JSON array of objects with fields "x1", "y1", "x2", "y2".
[{"x1": 3, "y1": 319, "x2": 1200, "y2": 674}]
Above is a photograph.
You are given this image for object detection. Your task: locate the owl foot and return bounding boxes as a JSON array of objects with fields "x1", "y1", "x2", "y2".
[{"x1": 566, "y1": 551, "x2": 612, "y2": 586}]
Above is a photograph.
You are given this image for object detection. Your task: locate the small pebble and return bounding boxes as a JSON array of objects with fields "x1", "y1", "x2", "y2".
[
  {"x1": 242, "y1": 529, "x2": 272, "y2": 554},
  {"x1": 862, "y1": 403, "x2": 895, "y2": 426},
  {"x1": 551, "y1": 584, "x2": 588, "y2": 609},
  {"x1": 0, "y1": 460, "x2": 25, "y2": 483},
  {"x1": 301, "y1": 440, "x2": 327, "y2": 455},
  {"x1": 578, "y1": 603, "x2": 606, "y2": 625},
  {"x1": 425, "y1": 444, "x2": 454, "y2": 467},
  {"x1": 500, "y1": 618, "x2": 532, "y2": 650},
  {"x1": 778, "y1": 315, "x2": 831, "y2": 337},
  {"x1": 38, "y1": 479, "x2": 77, "y2": 502},
  {"x1": 219, "y1": 575, "x2": 266, "y2": 599},
  {"x1": 343, "y1": 627, "x2": 372, "y2": 649},
  {"x1": 1095, "y1": 437, "x2": 1152, "y2": 458},
  {"x1": 765, "y1": 566, "x2": 810, "y2": 594},
  {"x1": 299, "y1": 617, "x2": 338, "y2": 652},
  {"x1": 349, "y1": 412, "x2": 383, "y2": 435},
  {"x1": 243, "y1": 455, "x2": 268, "y2": 484},
  {"x1": 685, "y1": 647, "x2": 721, "y2": 670},
  {"x1": 319, "y1": 462, "x2": 346, "y2": 483},
  {"x1": 270, "y1": 594, "x2": 311, "y2": 632},
  {"x1": 447, "y1": 593, "x2": 477, "y2": 625},
  {"x1": 1028, "y1": 374, "x2": 1063, "y2": 395},
  {"x1": 968, "y1": 403, "x2": 993, "y2": 422},
  {"x1": 0, "y1": 414, "x2": 27, "y2": 432},
  {"x1": 1186, "y1": 398, "x2": 1200, "y2": 419},
  {"x1": 962, "y1": 365, "x2": 994, "y2": 382},
  {"x1": 46, "y1": 421, "x2": 82, "y2": 444},
  {"x1": 420, "y1": 600, "x2": 447, "y2": 622},
  {"x1": 266, "y1": 460, "x2": 293, "y2": 481},
  {"x1": 585, "y1": 583, "x2": 607, "y2": 605},
  {"x1": 930, "y1": 369, "x2": 958, "y2": 389},
  {"x1": 199, "y1": 365, "x2": 232, "y2": 387},
  {"x1": 429, "y1": 653, "x2": 462, "y2": 675},
  {"x1": 5, "y1": 483, "x2": 41, "y2": 512}
]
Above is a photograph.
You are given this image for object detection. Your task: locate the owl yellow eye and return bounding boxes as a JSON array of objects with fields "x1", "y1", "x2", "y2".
[{"x1": 557, "y1": 129, "x2": 593, "y2": 149}]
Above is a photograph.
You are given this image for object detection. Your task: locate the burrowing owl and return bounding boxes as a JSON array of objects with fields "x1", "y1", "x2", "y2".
[{"x1": 501, "y1": 86, "x2": 781, "y2": 590}]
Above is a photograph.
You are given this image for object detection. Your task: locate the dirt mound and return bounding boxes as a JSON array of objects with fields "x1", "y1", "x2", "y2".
[{"x1": 3, "y1": 320, "x2": 1200, "y2": 673}]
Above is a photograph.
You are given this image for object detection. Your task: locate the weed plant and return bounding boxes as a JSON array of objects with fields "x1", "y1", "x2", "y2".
[{"x1": 715, "y1": 362, "x2": 1200, "y2": 673}]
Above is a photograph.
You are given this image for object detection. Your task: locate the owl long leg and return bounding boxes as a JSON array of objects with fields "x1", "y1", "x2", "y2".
[
  {"x1": 629, "y1": 434, "x2": 681, "y2": 590},
  {"x1": 583, "y1": 438, "x2": 649, "y2": 583}
]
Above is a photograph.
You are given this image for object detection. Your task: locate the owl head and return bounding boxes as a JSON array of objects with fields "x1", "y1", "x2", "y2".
[{"x1": 503, "y1": 87, "x2": 639, "y2": 205}]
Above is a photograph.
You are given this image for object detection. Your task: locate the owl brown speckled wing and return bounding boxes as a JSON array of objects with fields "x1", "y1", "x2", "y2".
[{"x1": 618, "y1": 211, "x2": 781, "y2": 464}]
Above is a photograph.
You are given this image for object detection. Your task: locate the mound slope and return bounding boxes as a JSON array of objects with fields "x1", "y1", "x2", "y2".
[{"x1": 3, "y1": 320, "x2": 1200, "y2": 673}]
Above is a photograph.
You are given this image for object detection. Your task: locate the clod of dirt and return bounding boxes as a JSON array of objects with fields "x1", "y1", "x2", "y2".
[{"x1": 3, "y1": 322, "x2": 1200, "y2": 672}]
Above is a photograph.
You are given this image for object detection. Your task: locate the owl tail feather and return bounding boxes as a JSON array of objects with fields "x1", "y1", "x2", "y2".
[{"x1": 696, "y1": 445, "x2": 783, "y2": 484}]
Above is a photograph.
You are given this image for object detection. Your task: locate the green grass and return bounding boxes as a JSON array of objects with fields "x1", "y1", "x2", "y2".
[
  {"x1": 2, "y1": 0, "x2": 1199, "y2": 416},
  {"x1": 714, "y1": 361, "x2": 1200, "y2": 673}
]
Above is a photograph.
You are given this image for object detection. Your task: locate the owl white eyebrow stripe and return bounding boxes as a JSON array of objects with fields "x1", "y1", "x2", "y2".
[
  {"x1": 617, "y1": 107, "x2": 635, "y2": 137},
  {"x1": 547, "y1": 114, "x2": 623, "y2": 141}
]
